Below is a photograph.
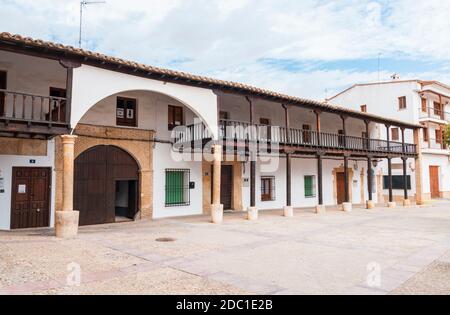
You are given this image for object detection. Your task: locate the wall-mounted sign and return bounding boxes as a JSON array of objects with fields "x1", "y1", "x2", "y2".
[
  {"x1": 29, "y1": 159, "x2": 36, "y2": 164},
  {"x1": 18, "y1": 184, "x2": 26, "y2": 194},
  {"x1": 126, "y1": 109, "x2": 134, "y2": 119},
  {"x1": 116, "y1": 108, "x2": 124, "y2": 119},
  {"x1": 243, "y1": 178, "x2": 250, "y2": 187},
  {"x1": 189, "y1": 182, "x2": 195, "y2": 189}
]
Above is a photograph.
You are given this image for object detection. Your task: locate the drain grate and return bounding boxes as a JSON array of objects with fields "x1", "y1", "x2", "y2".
[{"x1": 155, "y1": 237, "x2": 176, "y2": 243}]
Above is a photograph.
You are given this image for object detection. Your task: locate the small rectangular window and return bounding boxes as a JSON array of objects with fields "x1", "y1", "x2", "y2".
[
  {"x1": 436, "y1": 129, "x2": 442, "y2": 144},
  {"x1": 423, "y1": 128, "x2": 429, "y2": 142},
  {"x1": 304, "y1": 175, "x2": 316, "y2": 198},
  {"x1": 116, "y1": 97, "x2": 137, "y2": 127},
  {"x1": 391, "y1": 128, "x2": 399, "y2": 141},
  {"x1": 421, "y1": 98, "x2": 427, "y2": 112},
  {"x1": 360, "y1": 105, "x2": 367, "y2": 113},
  {"x1": 383, "y1": 175, "x2": 411, "y2": 190},
  {"x1": 433, "y1": 102, "x2": 442, "y2": 116},
  {"x1": 168, "y1": 105, "x2": 183, "y2": 130},
  {"x1": 398, "y1": 96, "x2": 407, "y2": 110},
  {"x1": 302, "y1": 124, "x2": 311, "y2": 143},
  {"x1": 165, "y1": 169, "x2": 190, "y2": 206},
  {"x1": 261, "y1": 176, "x2": 275, "y2": 201}
]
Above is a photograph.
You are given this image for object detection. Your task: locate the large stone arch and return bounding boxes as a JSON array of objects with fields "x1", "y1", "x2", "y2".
[
  {"x1": 55, "y1": 125, "x2": 154, "y2": 220},
  {"x1": 71, "y1": 65, "x2": 219, "y2": 139}
]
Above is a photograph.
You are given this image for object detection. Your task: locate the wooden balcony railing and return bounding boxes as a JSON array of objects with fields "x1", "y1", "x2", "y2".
[
  {"x1": 419, "y1": 107, "x2": 450, "y2": 121},
  {"x1": 174, "y1": 120, "x2": 417, "y2": 156},
  {"x1": 0, "y1": 89, "x2": 69, "y2": 134}
]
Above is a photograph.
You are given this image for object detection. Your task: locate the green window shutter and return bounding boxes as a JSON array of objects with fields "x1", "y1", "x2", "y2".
[
  {"x1": 166, "y1": 171, "x2": 184, "y2": 205},
  {"x1": 304, "y1": 176, "x2": 313, "y2": 197}
]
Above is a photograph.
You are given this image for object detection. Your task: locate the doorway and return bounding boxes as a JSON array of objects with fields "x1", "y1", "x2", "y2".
[
  {"x1": 336, "y1": 172, "x2": 346, "y2": 205},
  {"x1": 220, "y1": 165, "x2": 233, "y2": 210},
  {"x1": 74, "y1": 145, "x2": 140, "y2": 226},
  {"x1": 11, "y1": 167, "x2": 51, "y2": 229},
  {"x1": 429, "y1": 166, "x2": 440, "y2": 199},
  {"x1": 115, "y1": 180, "x2": 138, "y2": 222}
]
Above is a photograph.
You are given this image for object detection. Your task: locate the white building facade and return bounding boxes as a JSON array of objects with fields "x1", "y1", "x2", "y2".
[
  {"x1": 329, "y1": 80, "x2": 450, "y2": 202},
  {"x1": 0, "y1": 33, "x2": 422, "y2": 233}
]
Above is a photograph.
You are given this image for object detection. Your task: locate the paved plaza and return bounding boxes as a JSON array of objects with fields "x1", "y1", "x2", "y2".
[{"x1": 1, "y1": 202, "x2": 449, "y2": 295}]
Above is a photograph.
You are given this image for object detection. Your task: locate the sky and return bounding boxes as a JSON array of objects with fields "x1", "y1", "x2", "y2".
[{"x1": 1, "y1": 0, "x2": 450, "y2": 100}]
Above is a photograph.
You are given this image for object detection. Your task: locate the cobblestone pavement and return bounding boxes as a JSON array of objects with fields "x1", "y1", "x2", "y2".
[{"x1": 1, "y1": 202, "x2": 449, "y2": 295}]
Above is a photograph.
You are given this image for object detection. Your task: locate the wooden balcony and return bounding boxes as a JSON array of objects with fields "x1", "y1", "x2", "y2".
[
  {"x1": 419, "y1": 106, "x2": 450, "y2": 122},
  {"x1": 0, "y1": 89, "x2": 70, "y2": 138},
  {"x1": 174, "y1": 120, "x2": 417, "y2": 157}
]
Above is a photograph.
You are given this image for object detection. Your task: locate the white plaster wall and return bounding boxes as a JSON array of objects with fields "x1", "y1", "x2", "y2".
[
  {"x1": 152, "y1": 143, "x2": 203, "y2": 219},
  {"x1": 0, "y1": 140, "x2": 56, "y2": 230},
  {"x1": 79, "y1": 90, "x2": 196, "y2": 141},
  {"x1": 72, "y1": 65, "x2": 219, "y2": 139},
  {"x1": 240, "y1": 156, "x2": 373, "y2": 210}
]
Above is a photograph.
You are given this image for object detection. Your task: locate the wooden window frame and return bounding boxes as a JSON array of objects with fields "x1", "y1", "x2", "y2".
[
  {"x1": 260, "y1": 176, "x2": 275, "y2": 202},
  {"x1": 421, "y1": 98, "x2": 427, "y2": 112},
  {"x1": 302, "y1": 124, "x2": 311, "y2": 143},
  {"x1": 116, "y1": 97, "x2": 138, "y2": 127},
  {"x1": 398, "y1": 96, "x2": 407, "y2": 110},
  {"x1": 423, "y1": 128, "x2": 429, "y2": 142},
  {"x1": 168, "y1": 105, "x2": 184, "y2": 131},
  {"x1": 391, "y1": 127, "x2": 400, "y2": 141},
  {"x1": 435, "y1": 129, "x2": 442, "y2": 144},
  {"x1": 433, "y1": 102, "x2": 441, "y2": 116}
]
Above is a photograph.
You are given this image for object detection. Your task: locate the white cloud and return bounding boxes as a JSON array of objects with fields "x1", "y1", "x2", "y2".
[{"x1": 0, "y1": 0, "x2": 449, "y2": 100}]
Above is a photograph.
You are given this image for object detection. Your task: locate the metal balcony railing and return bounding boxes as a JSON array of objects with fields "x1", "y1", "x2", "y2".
[{"x1": 419, "y1": 106, "x2": 450, "y2": 121}]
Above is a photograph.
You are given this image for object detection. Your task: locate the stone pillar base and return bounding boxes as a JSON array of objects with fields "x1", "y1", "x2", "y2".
[
  {"x1": 388, "y1": 202, "x2": 397, "y2": 208},
  {"x1": 283, "y1": 206, "x2": 294, "y2": 218},
  {"x1": 55, "y1": 211, "x2": 79, "y2": 239},
  {"x1": 342, "y1": 202, "x2": 352, "y2": 212},
  {"x1": 403, "y1": 199, "x2": 411, "y2": 206},
  {"x1": 247, "y1": 207, "x2": 258, "y2": 221},
  {"x1": 211, "y1": 204, "x2": 224, "y2": 224},
  {"x1": 366, "y1": 200, "x2": 375, "y2": 209},
  {"x1": 315, "y1": 205, "x2": 326, "y2": 215}
]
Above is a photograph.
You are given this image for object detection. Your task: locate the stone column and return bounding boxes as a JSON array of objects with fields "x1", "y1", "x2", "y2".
[
  {"x1": 55, "y1": 135, "x2": 80, "y2": 238},
  {"x1": 414, "y1": 129, "x2": 425, "y2": 205},
  {"x1": 211, "y1": 144, "x2": 224, "y2": 224}
]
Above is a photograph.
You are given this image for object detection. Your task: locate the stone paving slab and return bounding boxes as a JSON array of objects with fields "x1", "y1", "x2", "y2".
[{"x1": 1, "y1": 203, "x2": 450, "y2": 295}]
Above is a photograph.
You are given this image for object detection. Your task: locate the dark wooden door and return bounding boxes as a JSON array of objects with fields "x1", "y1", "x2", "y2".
[
  {"x1": 11, "y1": 167, "x2": 51, "y2": 229},
  {"x1": 46, "y1": 87, "x2": 66, "y2": 122},
  {"x1": 0, "y1": 71, "x2": 6, "y2": 117},
  {"x1": 336, "y1": 172, "x2": 346, "y2": 205},
  {"x1": 74, "y1": 145, "x2": 139, "y2": 226},
  {"x1": 429, "y1": 166, "x2": 440, "y2": 199},
  {"x1": 220, "y1": 165, "x2": 233, "y2": 210}
]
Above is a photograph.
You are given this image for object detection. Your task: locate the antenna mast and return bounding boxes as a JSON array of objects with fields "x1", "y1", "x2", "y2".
[{"x1": 79, "y1": 1, "x2": 106, "y2": 48}]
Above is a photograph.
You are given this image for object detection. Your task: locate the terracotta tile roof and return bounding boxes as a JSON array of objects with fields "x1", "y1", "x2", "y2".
[{"x1": 0, "y1": 32, "x2": 422, "y2": 129}]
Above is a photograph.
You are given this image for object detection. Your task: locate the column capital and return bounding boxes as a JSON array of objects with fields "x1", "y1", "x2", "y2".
[{"x1": 61, "y1": 135, "x2": 78, "y2": 145}]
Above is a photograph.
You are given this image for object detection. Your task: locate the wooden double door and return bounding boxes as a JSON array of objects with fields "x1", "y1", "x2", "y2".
[
  {"x1": 11, "y1": 167, "x2": 51, "y2": 229},
  {"x1": 74, "y1": 145, "x2": 139, "y2": 226}
]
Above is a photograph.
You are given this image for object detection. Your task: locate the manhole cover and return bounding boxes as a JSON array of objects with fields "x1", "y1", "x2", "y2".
[{"x1": 155, "y1": 237, "x2": 176, "y2": 243}]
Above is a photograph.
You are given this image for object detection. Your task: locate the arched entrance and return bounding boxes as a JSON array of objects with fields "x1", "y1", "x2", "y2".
[{"x1": 74, "y1": 145, "x2": 140, "y2": 226}]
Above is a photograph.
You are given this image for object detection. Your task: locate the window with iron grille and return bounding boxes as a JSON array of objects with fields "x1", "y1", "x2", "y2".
[
  {"x1": 261, "y1": 176, "x2": 275, "y2": 201},
  {"x1": 165, "y1": 169, "x2": 190, "y2": 207},
  {"x1": 304, "y1": 175, "x2": 316, "y2": 198},
  {"x1": 383, "y1": 175, "x2": 411, "y2": 190}
]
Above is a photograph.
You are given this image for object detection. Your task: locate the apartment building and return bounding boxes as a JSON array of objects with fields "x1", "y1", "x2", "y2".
[
  {"x1": 0, "y1": 33, "x2": 421, "y2": 237},
  {"x1": 329, "y1": 80, "x2": 449, "y2": 202}
]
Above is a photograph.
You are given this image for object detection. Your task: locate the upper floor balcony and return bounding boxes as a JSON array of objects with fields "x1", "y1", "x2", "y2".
[
  {"x1": 419, "y1": 106, "x2": 450, "y2": 123},
  {"x1": 0, "y1": 89, "x2": 70, "y2": 138},
  {"x1": 174, "y1": 120, "x2": 417, "y2": 157}
]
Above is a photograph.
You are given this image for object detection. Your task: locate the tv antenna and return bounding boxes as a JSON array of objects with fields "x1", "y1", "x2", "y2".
[{"x1": 79, "y1": 1, "x2": 106, "y2": 48}]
